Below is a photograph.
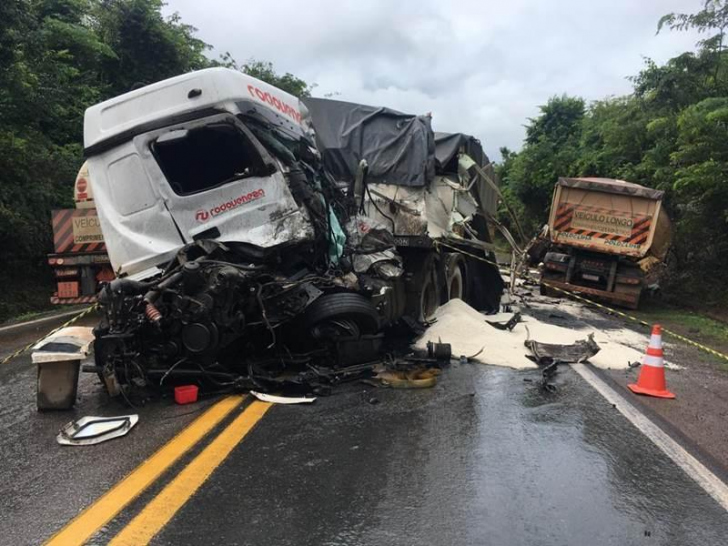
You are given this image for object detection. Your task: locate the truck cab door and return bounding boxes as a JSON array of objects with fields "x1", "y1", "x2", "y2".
[
  {"x1": 140, "y1": 114, "x2": 313, "y2": 251},
  {"x1": 87, "y1": 144, "x2": 189, "y2": 277}
]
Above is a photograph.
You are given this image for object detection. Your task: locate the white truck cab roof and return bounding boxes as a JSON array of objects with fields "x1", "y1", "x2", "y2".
[{"x1": 84, "y1": 67, "x2": 309, "y2": 154}]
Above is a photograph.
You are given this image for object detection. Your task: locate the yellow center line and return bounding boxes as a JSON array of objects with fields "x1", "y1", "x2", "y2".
[
  {"x1": 45, "y1": 395, "x2": 244, "y2": 546},
  {"x1": 109, "y1": 401, "x2": 272, "y2": 546}
]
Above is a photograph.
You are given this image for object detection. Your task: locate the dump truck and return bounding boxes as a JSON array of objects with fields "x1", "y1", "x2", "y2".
[
  {"x1": 48, "y1": 163, "x2": 114, "y2": 304},
  {"x1": 81, "y1": 67, "x2": 503, "y2": 398},
  {"x1": 539, "y1": 177, "x2": 671, "y2": 309}
]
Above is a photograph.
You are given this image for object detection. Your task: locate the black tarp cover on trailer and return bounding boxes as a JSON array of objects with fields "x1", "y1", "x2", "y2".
[
  {"x1": 433, "y1": 131, "x2": 489, "y2": 173},
  {"x1": 303, "y1": 97, "x2": 435, "y2": 187}
]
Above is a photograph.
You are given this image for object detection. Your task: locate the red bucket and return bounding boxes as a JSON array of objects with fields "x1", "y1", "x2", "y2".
[{"x1": 174, "y1": 385, "x2": 199, "y2": 405}]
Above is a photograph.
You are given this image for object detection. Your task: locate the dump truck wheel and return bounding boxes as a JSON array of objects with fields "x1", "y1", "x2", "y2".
[
  {"x1": 445, "y1": 253, "x2": 468, "y2": 301},
  {"x1": 419, "y1": 274, "x2": 440, "y2": 321},
  {"x1": 539, "y1": 283, "x2": 560, "y2": 297},
  {"x1": 613, "y1": 283, "x2": 642, "y2": 310}
]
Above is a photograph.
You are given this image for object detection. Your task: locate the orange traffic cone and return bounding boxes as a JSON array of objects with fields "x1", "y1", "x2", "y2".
[{"x1": 628, "y1": 324, "x2": 675, "y2": 399}]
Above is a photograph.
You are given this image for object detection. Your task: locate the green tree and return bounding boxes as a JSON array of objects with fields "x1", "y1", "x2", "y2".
[
  {"x1": 504, "y1": 95, "x2": 585, "y2": 233},
  {"x1": 0, "y1": 0, "x2": 234, "y2": 320},
  {"x1": 669, "y1": 97, "x2": 728, "y2": 292},
  {"x1": 92, "y1": 0, "x2": 213, "y2": 96},
  {"x1": 496, "y1": 1, "x2": 728, "y2": 305},
  {"x1": 220, "y1": 54, "x2": 314, "y2": 97}
]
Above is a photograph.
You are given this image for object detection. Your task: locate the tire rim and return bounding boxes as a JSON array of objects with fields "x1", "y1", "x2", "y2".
[
  {"x1": 420, "y1": 279, "x2": 438, "y2": 321},
  {"x1": 449, "y1": 265, "x2": 464, "y2": 300},
  {"x1": 311, "y1": 318, "x2": 361, "y2": 340}
]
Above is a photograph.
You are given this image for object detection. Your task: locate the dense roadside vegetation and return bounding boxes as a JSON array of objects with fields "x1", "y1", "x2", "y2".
[
  {"x1": 0, "y1": 0, "x2": 309, "y2": 322},
  {"x1": 497, "y1": 1, "x2": 728, "y2": 308}
]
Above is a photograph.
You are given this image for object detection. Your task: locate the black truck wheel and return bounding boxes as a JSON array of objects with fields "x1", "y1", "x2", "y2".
[
  {"x1": 445, "y1": 253, "x2": 468, "y2": 301},
  {"x1": 463, "y1": 255, "x2": 503, "y2": 313},
  {"x1": 303, "y1": 293, "x2": 380, "y2": 340},
  {"x1": 403, "y1": 251, "x2": 441, "y2": 322}
]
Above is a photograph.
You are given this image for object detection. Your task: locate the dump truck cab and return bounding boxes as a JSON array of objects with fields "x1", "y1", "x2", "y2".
[{"x1": 84, "y1": 67, "x2": 314, "y2": 278}]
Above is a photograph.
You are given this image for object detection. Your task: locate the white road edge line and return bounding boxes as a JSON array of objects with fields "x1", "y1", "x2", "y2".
[{"x1": 571, "y1": 363, "x2": 728, "y2": 513}]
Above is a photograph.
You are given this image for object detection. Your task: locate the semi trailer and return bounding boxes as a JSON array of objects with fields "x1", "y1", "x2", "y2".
[{"x1": 81, "y1": 67, "x2": 503, "y2": 397}]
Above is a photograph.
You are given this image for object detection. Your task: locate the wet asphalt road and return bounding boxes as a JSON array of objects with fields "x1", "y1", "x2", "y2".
[{"x1": 1, "y1": 323, "x2": 728, "y2": 545}]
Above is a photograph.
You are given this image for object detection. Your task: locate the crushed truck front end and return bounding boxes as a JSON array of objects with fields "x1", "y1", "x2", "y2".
[
  {"x1": 83, "y1": 69, "x2": 502, "y2": 401},
  {"x1": 83, "y1": 69, "x2": 407, "y2": 399}
]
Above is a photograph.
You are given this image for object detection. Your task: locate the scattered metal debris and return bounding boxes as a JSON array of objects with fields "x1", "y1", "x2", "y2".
[
  {"x1": 541, "y1": 381, "x2": 558, "y2": 393},
  {"x1": 426, "y1": 340, "x2": 452, "y2": 364},
  {"x1": 486, "y1": 312, "x2": 522, "y2": 332},
  {"x1": 57, "y1": 415, "x2": 139, "y2": 446},
  {"x1": 524, "y1": 331, "x2": 600, "y2": 365},
  {"x1": 250, "y1": 392, "x2": 316, "y2": 405},
  {"x1": 33, "y1": 327, "x2": 94, "y2": 411}
]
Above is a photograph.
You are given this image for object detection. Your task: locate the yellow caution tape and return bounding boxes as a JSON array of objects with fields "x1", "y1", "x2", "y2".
[
  {"x1": 0, "y1": 304, "x2": 99, "y2": 366},
  {"x1": 434, "y1": 240, "x2": 728, "y2": 364}
]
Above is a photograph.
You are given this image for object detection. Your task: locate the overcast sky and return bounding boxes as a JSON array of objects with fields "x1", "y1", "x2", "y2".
[{"x1": 164, "y1": 0, "x2": 702, "y2": 160}]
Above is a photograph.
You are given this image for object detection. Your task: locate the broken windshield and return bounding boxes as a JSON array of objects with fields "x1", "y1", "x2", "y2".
[{"x1": 151, "y1": 122, "x2": 270, "y2": 196}]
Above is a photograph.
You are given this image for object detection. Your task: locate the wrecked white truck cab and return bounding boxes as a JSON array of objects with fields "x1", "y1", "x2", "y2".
[
  {"x1": 84, "y1": 68, "x2": 503, "y2": 399},
  {"x1": 84, "y1": 68, "x2": 314, "y2": 277}
]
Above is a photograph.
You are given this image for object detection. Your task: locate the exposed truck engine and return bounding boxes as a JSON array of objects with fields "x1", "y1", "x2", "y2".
[{"x1": 83, "y1": 68, "x2": 502, "y2": 398}]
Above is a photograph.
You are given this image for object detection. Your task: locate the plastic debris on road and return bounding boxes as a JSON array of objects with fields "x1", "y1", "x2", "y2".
[
  {"x1": 250, "y1": 391, "x2": 317, "y2": 404},
  {"x1": 57, "y1": 415, "x2": 139, "y2": 446}
]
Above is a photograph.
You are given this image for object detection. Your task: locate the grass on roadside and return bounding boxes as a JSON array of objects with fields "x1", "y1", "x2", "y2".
[
  {"x1": 634, "y1": 301, "x2": 728, "y2": 370},
  {"x1": 637, "y1": 305, "x2": 728, "y2": 339}
]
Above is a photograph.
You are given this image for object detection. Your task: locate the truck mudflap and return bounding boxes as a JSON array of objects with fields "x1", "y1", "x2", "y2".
[{"x1": 540, "y1": 277, "x2": 641, "y2": 309}]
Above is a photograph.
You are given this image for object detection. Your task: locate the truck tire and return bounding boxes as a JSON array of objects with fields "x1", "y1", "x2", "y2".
[
  {"x1": 403, "y1": 251, "x2": 441, "y2": 322},
  {"x1": 445, "y1": 253, "x2": 468, "y2": 301},
  {"x1": 465, "y1": 256, "x2": 503, "y2": 313},
  {"x1": 614, "y1": 265, "x2": 644, "y2": 309},
  {"x1": 613, "y1": 284, "x2": 642, "y2": 310},
  {"x1": 539, "y1": 272, "x2": 562, "y2": 298},
  {"x1": 303, "y1": 293, "x2": 380, "y2": 339}
]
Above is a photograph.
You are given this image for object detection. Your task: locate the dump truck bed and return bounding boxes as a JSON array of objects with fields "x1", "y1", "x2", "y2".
[{"x1": 548, "y1": 177, "x2": 668, "y2": 259}]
